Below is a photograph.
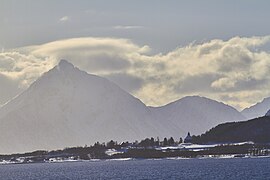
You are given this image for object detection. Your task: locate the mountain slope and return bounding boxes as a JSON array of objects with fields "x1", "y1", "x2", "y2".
[
  {"x1": 241, "y1": 97, "x2": 270, "y2": 119},
  {"x1": 149, "y1": 96, "x2": 245, "y2": 138},
  {"x1": 265, "y1": 109, "x2": 270, "y2": 116},
  {"x1": 193, "y1": 116, "x2": 270, "y2": 143}
]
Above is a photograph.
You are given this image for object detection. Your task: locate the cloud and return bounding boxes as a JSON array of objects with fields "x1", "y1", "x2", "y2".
[
  {"x1": 0, "y1": 51, "x2": 54, "y2": 105},
  {"x1": 0, "y1": 52, "x2": 54, "y2": 87},
  {"x1": 24, "y1": 37, "x2": 150, "y2": 73},
  {"x1": 1, "y1": 36, "x2": 270, "y2": 110},
  {"x1": 104, "y1": 73, "x2": 144, "y2": 93},
  {"x1": 0, "y1": 74, "x2": 22, "y2": 106},
  {"x1": 113, "y1": 25, "x2": 143, "y2": 30},
  {"x1": 59, "y1": 16, "x2": 69, "y2": 22}
]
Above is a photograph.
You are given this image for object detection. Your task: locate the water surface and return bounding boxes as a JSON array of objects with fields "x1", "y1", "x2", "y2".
[{"x1": 0, "y1": 158, "x2": 269, "y2": 180}]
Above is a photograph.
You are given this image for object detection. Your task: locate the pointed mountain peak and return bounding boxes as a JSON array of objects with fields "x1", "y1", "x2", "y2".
[{"x1": 57, "y1": 59, "x2": 75, "y2": 71}]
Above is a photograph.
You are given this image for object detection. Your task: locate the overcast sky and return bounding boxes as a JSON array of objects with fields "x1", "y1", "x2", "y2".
[{"x1": 1, "y1": 0, "x2": 270, "y2": 110}]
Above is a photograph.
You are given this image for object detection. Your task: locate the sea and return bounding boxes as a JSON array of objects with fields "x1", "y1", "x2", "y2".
[{"x1": 0, "y1": 157, "x2": 269, "y2": 180}]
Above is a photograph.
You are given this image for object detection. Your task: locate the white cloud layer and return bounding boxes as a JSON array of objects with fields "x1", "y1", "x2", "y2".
[{"x1": 1, "y1": 36, "x2": 270, "y2": 110}]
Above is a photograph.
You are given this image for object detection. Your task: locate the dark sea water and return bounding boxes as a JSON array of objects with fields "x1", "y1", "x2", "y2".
[{"x1": 0, "y1": 158, "x2": 269, "y2": 180}]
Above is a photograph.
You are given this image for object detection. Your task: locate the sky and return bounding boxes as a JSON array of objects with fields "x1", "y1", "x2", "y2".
[{"x1": 1, "y1": 0, "x2": 270, "y2": 110}]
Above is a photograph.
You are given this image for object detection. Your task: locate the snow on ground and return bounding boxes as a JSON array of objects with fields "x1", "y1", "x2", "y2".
[
  {"x1": 156, "y1": 142, "x2": 254, "y2": 151},
  {"x1": 105, "y1": 149, "x2": 124, "y2": 156}
]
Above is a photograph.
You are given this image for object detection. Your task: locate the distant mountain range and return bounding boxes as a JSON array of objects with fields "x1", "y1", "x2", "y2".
[
  {"x1": 0, "y1": 60, "x2": 246, "y2": 154},
  {"x1": 149, "y1": 96, "x2": 245, "y2": 139},
  {"x1": 193, "y1": 116, "x2": 270, "y2": 144}
]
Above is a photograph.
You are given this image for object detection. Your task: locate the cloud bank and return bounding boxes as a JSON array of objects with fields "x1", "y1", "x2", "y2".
[{"x1": 1, "y1": 36, "x2": 270, "y2": 109}]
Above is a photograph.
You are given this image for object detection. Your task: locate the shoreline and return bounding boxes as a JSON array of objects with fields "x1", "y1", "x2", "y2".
[
  {"x1": 1, "y1": 154, "x2": 270, "y2": 165},
  {"x1": 1, "y1": 142, "x2": 269, "y2": 165}
]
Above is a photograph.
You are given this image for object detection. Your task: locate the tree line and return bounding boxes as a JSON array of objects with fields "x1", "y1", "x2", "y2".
[{"x1": 93, "y1": 136, "x2": 183, "y2": 150}]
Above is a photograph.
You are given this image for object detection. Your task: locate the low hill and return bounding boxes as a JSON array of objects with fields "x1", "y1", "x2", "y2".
[{"x1": 193, "y1": 116, "x2": 270, "y2": 144}]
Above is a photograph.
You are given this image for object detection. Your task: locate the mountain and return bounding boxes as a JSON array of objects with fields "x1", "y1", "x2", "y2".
[
  {"x1": 0, "y1": 60, "x2": 244, "y2": 154},
  {"x1": 241, "y1": 97, "x2": 270, "y2": 119},
  {"x1": 0, "y1": 60, "x2": 163, "y2": 153},
  {"x1": 149, "y1": 96, "x2": 245, "y2": 139},
  {"x1": 193, "y1": 116, "x2": 270, "y2": 144}
]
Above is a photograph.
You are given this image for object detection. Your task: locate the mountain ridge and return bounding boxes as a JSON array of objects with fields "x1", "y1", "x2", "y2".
[
  {"x1": 241, "y1": 97, "x2": 270, "y2": 119},
  {"x1": 149, "y1": 95, "x2": 245, "y2": 139}
]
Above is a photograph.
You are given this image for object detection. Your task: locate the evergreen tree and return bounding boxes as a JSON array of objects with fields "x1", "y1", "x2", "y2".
[
  {"x1": 139, "y1": 138, "x2": 151, "y2": 147},
  {"x1": 163, "y1": 137, "x2": 168, "y2": 146},
  {"x1": 106, "y1": 140, "x2": 116, "y2": 148},
  {"x1": 155, "y1": 137, "x2": 160, "y2": 146},
  {"x1": 179, "y1": 138, "x2": 183, "y2": 144},
  {"x1": 168, "y1": 137, "x2": 175, "y2": 145},
  {"x1": 150, "y1": 137, "x2": 155, "y2": 146}
]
